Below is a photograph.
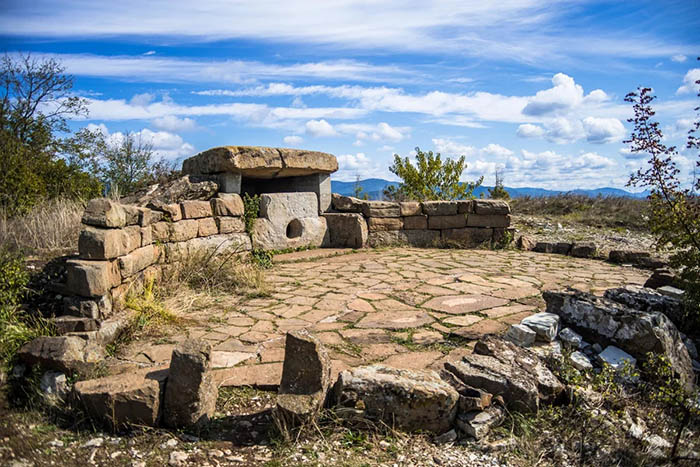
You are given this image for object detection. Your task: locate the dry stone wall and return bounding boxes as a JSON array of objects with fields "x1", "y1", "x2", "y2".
[
  {"x1": 65, "y1": 194, "x2": 250, "y2": 317},
  {"x1": 328, "y1": 194, "x2": 513, "y2": 248}
]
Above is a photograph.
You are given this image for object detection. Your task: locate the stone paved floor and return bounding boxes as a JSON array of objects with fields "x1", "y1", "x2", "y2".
[{"x1": 118, "y1": 247, "x2": 648, "y2": 387}]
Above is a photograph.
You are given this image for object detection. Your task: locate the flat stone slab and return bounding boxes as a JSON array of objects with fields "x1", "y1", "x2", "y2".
[
  {"x1": 355, "y1": 310, "x2": 434, "y2": 329},
  {"x1": 423, "y1": 295, "x2": 509, "y2": 315},
  {"x1": 182, "y1": 146, "x2": 338, "y2": 178}
]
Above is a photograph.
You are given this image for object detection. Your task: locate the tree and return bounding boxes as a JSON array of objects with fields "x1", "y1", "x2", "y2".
[
  {"x1": 488, "y1": 168, "x2": 510, "y2": 200},
  {"x1": 0, "y1": 53, "x2": 100, "y2": 214},
  {"x1": 384, "y1": 147, "x2": 483, "y2": 201},
  {"x1": 352, "y1": 174, "x2": 370, "y2": 200},
  {"x1": 100, "y1": 131, "x2": 155, "y2": 195},
  {"x1": 625, "y1": 76, "x2": 700, "y2": 317}
]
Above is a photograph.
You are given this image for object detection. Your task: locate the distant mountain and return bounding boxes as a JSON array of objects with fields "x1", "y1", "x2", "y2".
[{"x1": 331, "y1": 179, "x2": 649, "y2": 200}]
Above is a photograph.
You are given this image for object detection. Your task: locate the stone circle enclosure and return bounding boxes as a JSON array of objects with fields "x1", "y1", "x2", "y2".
[{"x1": 58, "y1": 146, "x2": 513, "y2": 344}]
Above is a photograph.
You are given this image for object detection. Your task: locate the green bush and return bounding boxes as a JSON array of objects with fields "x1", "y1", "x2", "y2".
[
  {"x1": 243, "y1": 193, "x2": 260, "y2": 234},
  {"x1": 0, "y1": 247, "x2": 29, "y2": 306}
]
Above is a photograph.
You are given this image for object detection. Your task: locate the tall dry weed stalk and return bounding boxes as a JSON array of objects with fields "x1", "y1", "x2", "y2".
[{"x1": 0, "y1": 197, "x2": 83, "y2": 256}]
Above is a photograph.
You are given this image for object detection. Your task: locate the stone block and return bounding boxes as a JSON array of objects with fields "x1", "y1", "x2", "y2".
[
  {"x1": 405, "y1": 229, "x2": 440, "y2": 247},
  {"x1": 18, "y1": 336, "x2": 105, "y2": 374},
  {"x1": 597, "y1": 346, "x2": 636, "y2": 371},
  {"x1": 170, "y1": 219, "x2": 199, "y2": 242},
  {"x1": 403, "y1": 215, "x2": 428, "y2": 230},
  {"x1": 163, "y1": 340, "x2": 217, "y2": 428},
  {"x1": 367, "y1": 230, "x2": 407, "y2": 247},
  {"x1": 187, "y1": 233, "x2": 252, "y2": 253},
  {"x1": 276, "y1": 330, "x2": 332, "y2": 426},
  {"x1": 151, "y1": 221, "x2": 171, "y2": 242},
  {"x1": 118, "y1": 245, "x2": 159, "y2": 278},
  {"x1": 505, "y1": 324, "x2": 536, "y2": 347},
  {"x1": 399, "y1": 202, "x2": 422, "y2": 216},
  {"x1": 559, "y1": 328, "x2": 583, "y2": 349},
  {"x1": 217, "y1": 172, "x2": 241, "y2": 193},
  {"x1": 368, "y1": 217, "x2": 404, "y2": 232},
  {"x1": 82, "y1": 199, "x2": 127, "y2": 228},
  {"x1": 466, "y1": 214, "x2": 510, "y2": 228},
  {"x1": 66, "y1": 259, "x2": 121, "y2": 297},
  {"x1": 520, "y1": 312, "x2": 560, "y2": 342},
  {"x1": 333, "y1": 365, "x2": 459, "y2": 433},
  {"x1": 571, "y1": 242, "x2": 597, "y2": 258},
  {"x1": 180, "y1": 200, "x2": 213, "y2": 219},
  {"x1": 140, "y1": 226, "x2": 152, "y2": 247},
  {"x1": 259, "y1": 192, "x2": 318, "y2": 220},
  {"x1": 362, "y1": 201, "x2": 400, "y2": 218},
  {"x1": 63, "y1": 295, "x2": 111, "y2": 320},
  {"x1": 74, "y1": 366, "x2": 168, "y2": 429},
  {"x1": 197, "y1": 217, "x2": 218, "y2": 237},
  {"x1": 121, "y1": 204, "x2": 142, "y2": 225},
  {"x1": 422, "y1": 201, "x2": 458, "y2": 216},
  {"x1": 137, "y1": 207, "x2": 163, "y2": 226},
  {"x1": 473, "y1": 199, "x2": 511, "y2": 215},
  {"x1": 331, "y1": 194, "x2": 364, "y2": 213},
  {"x1": 216, "y1": 217, "x2": 245, "y2": 234},
  {"x1": 323, "y1": 213, "x2": 368, "y2": 248},
  {"x1": 457, "y1": 200, "x2": 474, "y2": 214},
  {"x1": 441, "y1": 228, "x2": 493, "y2": 247},
  {"x1": 570, "y1": 351, "x2": 593, "y2": 371},
  {"x1": 52, "y1": 316, "x2": 99, "y2": 334},
  {"x1": 211, "y1": 193, "x2": 244, "y2": 216},
  {"x1": 157, "y1": 202, "x2": 183, "y2": 222},
  {"x1": 428, "y1": 214, "x2": 467, "y2": 230},
  {"x1": 79, "y1": 227, "x2": 127, "y2": 260},
  {"x1": 516, "y1": 235, "x2": 537, "y2": 251},
  {"x1": 456, "y1": 406, "x2": 504, "y2": 440}
]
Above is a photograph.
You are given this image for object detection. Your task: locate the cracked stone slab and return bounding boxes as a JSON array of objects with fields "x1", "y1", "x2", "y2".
[
  {"x1": 423, "y1": 295, "x2": 509, "y2": 315},
  {"x1": 355, "y1": 310, "x2": 434, "y2": 329}
]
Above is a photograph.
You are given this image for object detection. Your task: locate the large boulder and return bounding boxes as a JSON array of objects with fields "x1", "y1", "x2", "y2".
[
  {"x1": 121, "y1": 175, "x2": 218, "y2": 208},
  {"x1": 162, "y1": 339, "x2": 218, "y2": 428},
  {"x1": 603, "y1": 285, "x2": 684, "y2": 327},
  {"x1": 73, "y1": 366, "x2": 168, "y2": 429},
  {"x1": 276, "y1": 330, "x2": 332, "y2": 427},
  {"x1": 18, "y1": 336, "x2": 104, "y2": 374},
  {"x1": 444, "y1": 336, "x2": 563, "y2": 412},
  {"x1": 333, "y1": 365, "x2": 459, "y2": 433},
  {"x1": 543, "y1": 289, "x2": 694, "y2": 391},
  {"x1": 323, "y1": 213, "x2": 368, "y2": 248}
]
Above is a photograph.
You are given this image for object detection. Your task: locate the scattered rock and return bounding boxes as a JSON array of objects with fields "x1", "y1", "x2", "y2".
[
  {"x1": 520, "y1": 312, "x2": 560, "y2": 341},
  {"x1": 597, "y1": 346, "x2": 636, "y2": 371},
  {"x1": 608, "y1": 250, "x2": 666, "y2": 270},
  {"x1": 40, "y1": 371, "x2": 69, "y2": 400},
  {"x1": 276, "y1": 330, "x2": 332, "y2": 427},
  {"x1": 446, "y1": 337, "x2": 563, "y2": 412},
  {"x1": 658, "y1": 285, "x2": 685, "y2": 300},
  {"x1": 544, "y1": 289, "x2": 694, "y2": 391},
  {"x1": 74, "y1": 366, "x2": 168, "y2": 429},
  {"x1": 434, "y1": 429, "x2": 457, "y2": 444},
  {"x1": 571, "y1": 242, "x2": 597, "y2": 258},
  {"x1": 570, "y1": 351, "x2": 593, "y2": 371},
  {"x1": 121, "y1": 175, "x2": 218, "y2": 207},
  {"x1": 168, "y1": 450, "x2": 189, "y2": 467},
  {"x1": 455, "y1": 405, "x2": 504, "y2": 440},
  {"x1": 516, "y1": 235, "x2": 536, "y2": 251},
  {"x1": 163, "y1": 339, "x2": 217, "y2": 428},
  {"x1": 644, "y1": 268, "x2": 677, "y2": 289},
  {"x1": 18, "y1": 336, "x2": 104, "y2": 374},
  {"x1": 333, "y1": 365, "x2": 459, "y2": 433},
  {"x1": 504, "y1": 324, "x2": 536, "y2": 347},
  {"x1": 81, "y1": 437, "x2": 104, "y2": 448},
  {"x1": 559, "y1": 328, "x2": 583, "y2": 349},
  {"x1": 604, "y1": 285, "x2": 684, "y2": 327}
]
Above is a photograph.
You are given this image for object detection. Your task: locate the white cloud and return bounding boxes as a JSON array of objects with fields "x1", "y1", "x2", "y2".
[
  {"x1": 677, "y1": 68, "x2": 700, "y2": 94},
  {"x1": 143, "y1": 50, "x2": 156, "y2": 56},
  {"x1": 543, "y1": 117, "x2": 585, "y2": 143},
  {"x1": 523, "y1": 73, "x2": 584, "y2": 116},
  {"x1": 85, "y1": 124, "x2": 194, "y2": 160},
  {"x1": 582, "y1": 116, "x2": 626, "y2": 143},
  {"x1": 129, "y1": 93, "x2": 155, "y2": 106},
  {"x1": 305, "y1": 119, "x2": 338, "y2": 137},
  {"x1": 335, "y1": 122, "x2": 408, "y2": 143},
  {"x1": 516, "y1": 123, "x2": 545, "y2": 138},
  {"x1": 432, "y1": 138, "x2": 476, "y2": 157},
  {"x1": 151, "y1": 115, "x2": 197, "y2": 131},
  {"x1": 283, "y1": 135, "x2": 303, "y2": 146},
  {"x1": 481, "y1": 143, "x2": 514, "y2": 158},
  {"x1": 671, "y1": 54, "x2": 687, "y2": 63}
]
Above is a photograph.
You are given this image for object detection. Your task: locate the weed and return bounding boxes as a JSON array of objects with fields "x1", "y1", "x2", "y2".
[
  {"x1": 242, "y1": 193, "x2": 260, "y2": 235},
  {"x1": 251, "y1": 248, "x2": 274, "y2": 269}
]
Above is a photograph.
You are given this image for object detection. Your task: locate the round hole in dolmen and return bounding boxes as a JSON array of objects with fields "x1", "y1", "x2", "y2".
[{"x1": 286, "y1": 219, "x2": 304, "y2": 238}]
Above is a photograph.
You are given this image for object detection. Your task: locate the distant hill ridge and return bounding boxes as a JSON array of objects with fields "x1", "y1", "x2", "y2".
[{"x1": 331, "y1": 178, "x2": 650, "y2": 200}]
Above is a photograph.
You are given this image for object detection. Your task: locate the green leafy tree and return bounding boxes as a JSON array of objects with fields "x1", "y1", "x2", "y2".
[
  {"x1": 488, "y1": 168, "x2": 510, "y2": 200},
  {"x1": 352, "y1": 174, "x2": 370, "y2": 200},
  {"x1": 99, "y1": 131, "x2": 155, "y2": 195},
  {"x1": 625, "y1": 77, "x2": 700, "y2": 317},
  {"x1": 384, "y1": 146, "x2": 483, "y2": 201}
]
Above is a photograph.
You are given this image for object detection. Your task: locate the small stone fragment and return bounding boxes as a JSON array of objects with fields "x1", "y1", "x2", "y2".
[
  {"x1": 569, "y1": 351, "x2": 593, "y2": 371},
  {"x1": 520, "y1": 312, "x2": 560, "y2": 341},
  {"x1": 504, "y1": 324, "x2": 536, "y2": 347},
  {"x1": 558, "y1": 327, "x2": 583, "y2": 349},
  {"x1": 597, "y1": 346, "x2": 636, "y2": 371},
  {"x1": 455, "y1": 405, "x2": 505, "y2": 440}
]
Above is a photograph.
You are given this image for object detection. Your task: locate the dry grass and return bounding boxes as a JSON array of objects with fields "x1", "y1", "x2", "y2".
[
  {"x1": 510, "y1": 194, "x2": 649, "y2": 231},
  {"x1": 164, "y1": 243, "x2": 269, "y2": 297},
  {"x1": 0, "y1": 198, "x2": 83, "y2": 257}
]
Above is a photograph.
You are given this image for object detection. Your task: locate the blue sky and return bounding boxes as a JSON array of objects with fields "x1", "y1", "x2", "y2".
[{"x1": 1, "y1": 0, "x2": 699, "y2": 189}]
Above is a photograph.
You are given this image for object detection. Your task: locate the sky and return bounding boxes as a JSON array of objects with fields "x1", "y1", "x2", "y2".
[{"x1": 1, "y1": 0, "x2": 699, "y2": 190}]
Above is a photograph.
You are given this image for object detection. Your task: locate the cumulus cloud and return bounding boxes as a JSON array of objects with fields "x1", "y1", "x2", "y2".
[
  {"x1": 283, "y1": 135, "x2": 303, "y2": 145},
  {"x1": 151, "y1": 115, "x2": 197, "y2": 131},
  {"x1": 523, "y1": 73, "x2": 584, "y2": 116},
  {"x1": 677, "y1": 68, "x2": 700, "y2": 94},
  {"x1": 582, "y1": 116, "x2": 626, "y2": 143},
  {"x1": 85, "y1": 124, "x2": 195, "y2": 160},
  {"x1": 305, "y1": 119, "x2": 338, "y2": 137},
  {"x1": 335, "y1": 122, "x2": 408, "y2": 143},
  {"x1": 516, "y1": 123, "x2": 545, "y2": 138}
]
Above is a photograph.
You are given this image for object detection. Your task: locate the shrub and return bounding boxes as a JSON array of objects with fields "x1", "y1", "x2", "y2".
[
  {"x1": 487, "y1": 168, "x2": 510, "y2": 200},
  {"x1": 384, "y1": 146, "x2": 482, "y2": 201},
  {"x1": 243, "y1": 193, "x2": 260, "y2": 234}
]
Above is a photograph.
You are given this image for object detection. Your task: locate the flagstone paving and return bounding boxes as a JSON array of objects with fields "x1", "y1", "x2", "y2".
[{"x1": 118, "y1": 247, "x2": 648, "y2": 387}]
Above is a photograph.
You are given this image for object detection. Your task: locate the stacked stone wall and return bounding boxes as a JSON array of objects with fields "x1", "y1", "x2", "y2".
[
  {"x1": 329, "y1": 194, "x2": 512, "y2": 248},
  {"x1": 65, "y1": 194, "x2": 251, "y2": 317}
]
